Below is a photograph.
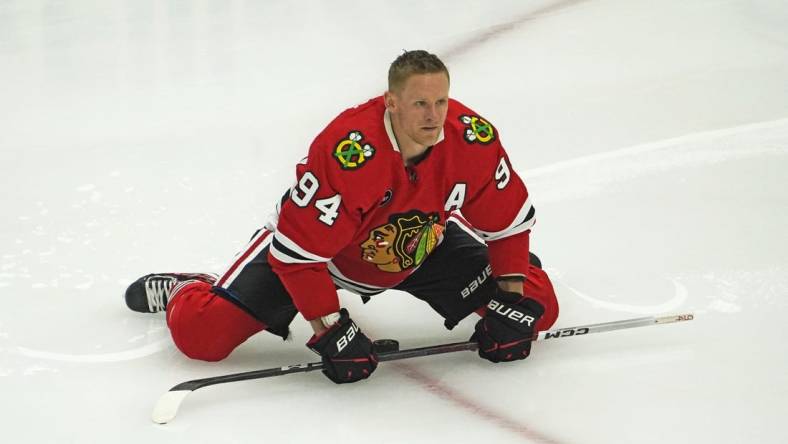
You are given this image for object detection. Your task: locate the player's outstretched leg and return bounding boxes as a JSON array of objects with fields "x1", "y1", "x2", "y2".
[{"x1": 124, "y1": 273, "x2": 218, "y2": 313}]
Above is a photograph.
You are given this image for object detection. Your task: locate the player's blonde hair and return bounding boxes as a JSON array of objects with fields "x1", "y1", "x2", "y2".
[{"x1": 388, "y1": 50, "x2": 449, "y2": 93}]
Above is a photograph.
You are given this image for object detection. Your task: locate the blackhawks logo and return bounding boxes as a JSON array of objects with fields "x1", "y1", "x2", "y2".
[
  {"x1": 460, "y1": 115, "x2": 496, "y2": 144},
  {"x1": 334, "y1": 131, "x2": 375, "y2": 170},
  {"x1": 360, "y1": 210, "x2": 445, "y2": 273}
]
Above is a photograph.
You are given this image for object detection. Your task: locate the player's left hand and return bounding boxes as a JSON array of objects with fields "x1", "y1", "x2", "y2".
[{"x1": 472, "y1": 289, "x2": 545, "y2": 363}]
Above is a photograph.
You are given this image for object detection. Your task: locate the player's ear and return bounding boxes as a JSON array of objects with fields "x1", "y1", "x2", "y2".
[{"x1": 384, "y1": 90, "x2": 396, "y2": 110}]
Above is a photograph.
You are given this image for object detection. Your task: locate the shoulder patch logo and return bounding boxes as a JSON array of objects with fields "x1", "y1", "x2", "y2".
[
  {"x1": 460, "y1": 115, "x2": 496, "y2": 145},
  {"x1": 334, "y1": 131, "x2": 376, "y2": 170}
]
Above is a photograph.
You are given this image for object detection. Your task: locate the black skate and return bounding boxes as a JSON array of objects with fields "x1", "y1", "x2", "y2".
[{"x1": 124, "y1": 273, "x2": 217, "y2": 313}]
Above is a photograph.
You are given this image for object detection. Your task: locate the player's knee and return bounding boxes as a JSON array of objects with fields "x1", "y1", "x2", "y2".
[
  {"x1": 166, "y1": 281, "x2": 265, "y2": 362},
  {"x1": 179, "y1": 342, "x2": 234, "y2": 362}
]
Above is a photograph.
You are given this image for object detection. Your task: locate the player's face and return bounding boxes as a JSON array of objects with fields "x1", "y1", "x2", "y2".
[{"x1": 385, "y1": 72, "x2": 450, "y2": 149}]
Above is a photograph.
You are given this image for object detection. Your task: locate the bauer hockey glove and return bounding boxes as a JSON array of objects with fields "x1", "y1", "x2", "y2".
[
  {"x1": 307, "y1": 309, "x2": 378, "y2": 384},
  {"x1": 472, "y1": 289, "x2": 545, "y2": 363}
]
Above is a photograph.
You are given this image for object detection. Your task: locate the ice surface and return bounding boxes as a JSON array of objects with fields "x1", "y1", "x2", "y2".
[{"x1": 1, "y1": 0, "x2": 787, "y2": 443}]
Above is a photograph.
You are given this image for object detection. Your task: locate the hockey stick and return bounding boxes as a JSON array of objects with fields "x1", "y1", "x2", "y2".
[{"x1": 151, "y1": 312, "x2": 694, "y2": 424}]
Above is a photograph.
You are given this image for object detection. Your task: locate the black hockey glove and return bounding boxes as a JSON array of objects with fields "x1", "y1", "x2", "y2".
[
  {"x1": 472, "y1": 289, "x2": 545, "y2": 363},
  {"x1": 307, "y1": 309, "x2": 378, "y2": 384}
]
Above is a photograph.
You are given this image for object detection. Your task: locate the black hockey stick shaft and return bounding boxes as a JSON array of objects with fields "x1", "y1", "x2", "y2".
[
  {"x1": 172, "y1": 340, "x2": 477, "y2": 392},
  {"x1": 170, "y1": 312, "x2": 695, "y2": 392},
  {"x1": 152, "y1": 312, "x2": 694, "y2": 424},
  {"x1": 170, "y1": 314, "x2": 693, "y2": 390}
]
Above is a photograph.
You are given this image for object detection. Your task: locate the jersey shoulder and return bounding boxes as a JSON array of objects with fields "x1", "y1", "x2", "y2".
[
  {"x1": 310, "y1": 97, "x2": 386, "y2": 160},
  {"x1": 316, "y1": 96, "x2": 387, "y2": 145},
  {"x1": 305, "y1": 96, "x2": 392, "y2": 204},
  {"x1": 445, "y1": 98, "x2": 501, "y2": 148},
  {"x1": 309, "y1": 96, "x2": 389, "y2": 170}
]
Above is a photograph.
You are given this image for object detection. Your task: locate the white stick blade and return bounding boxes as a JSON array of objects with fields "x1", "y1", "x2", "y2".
[{"x1": 152, "y1": 390, "x2": 191, "y2": 424}]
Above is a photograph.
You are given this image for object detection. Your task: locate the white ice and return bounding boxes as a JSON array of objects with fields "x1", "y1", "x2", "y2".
[{"x1": 1, "y1": 0, "x2": 787, "y2": 443}]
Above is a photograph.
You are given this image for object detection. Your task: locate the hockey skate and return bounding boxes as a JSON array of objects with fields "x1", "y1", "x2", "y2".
[{"x1": 124, "y1": 273, "x2": 218, "y2": 313}]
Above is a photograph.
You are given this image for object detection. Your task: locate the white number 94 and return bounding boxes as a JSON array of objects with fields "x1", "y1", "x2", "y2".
[{"x1": 290, "y1": 171, "x2": 342, "y2": 226}]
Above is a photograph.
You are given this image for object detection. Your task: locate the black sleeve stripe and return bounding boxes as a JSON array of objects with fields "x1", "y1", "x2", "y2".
[
  {"x1": 524, "y1": 205, "x2": 535, "y2": 223},
  {"x1": 271, "y1": 237, "x2": 315, "y2": 263},
  {"x1": 279, "y1": 189, "x2": 290, "y2": 207},
  {"x1": 473, "y1": 200, "x2": 535, "y2": 241}
]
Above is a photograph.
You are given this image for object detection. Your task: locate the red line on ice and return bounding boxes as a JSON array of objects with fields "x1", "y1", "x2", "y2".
[{"x1": 392, "y1": 362, "x2": 563, "y2": 444}]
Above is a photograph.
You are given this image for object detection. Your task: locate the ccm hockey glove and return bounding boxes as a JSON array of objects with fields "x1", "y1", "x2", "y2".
[
  {"x1": 472, "y1": 289, "x2": 545, "y2": 363},
  {"x1": 307, "y1": 309, "x2": 378, "y2": 384}
]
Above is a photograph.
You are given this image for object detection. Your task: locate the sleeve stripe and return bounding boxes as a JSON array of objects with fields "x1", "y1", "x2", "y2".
[
  {"x1": 278, "y1": 189, "x2": 290, "y2": 209},
  {"x1": 330, "y1": 273, "x2": 386, "y2": 296},
  {"x1": 472, "y1": 197, "x2": 535, "y2": 242},
  {"x1": 327, "y1": 262, "x2": 386, "y2": 296},
  {"x1": 270, "y1": 231, "x2": 331, "y2": 264},
  {"x1": 446, "y1": 216, "x2": 486, "y2": 245}
]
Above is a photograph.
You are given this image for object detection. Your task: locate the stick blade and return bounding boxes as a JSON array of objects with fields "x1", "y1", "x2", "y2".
[{"x1": 152, "y1": 390, "x2": 191, "y2": 424}]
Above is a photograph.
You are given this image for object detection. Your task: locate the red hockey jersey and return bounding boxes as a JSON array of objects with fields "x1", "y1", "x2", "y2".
[{"x1": 267, "y1": 96, "x2": 535, "y2": 320}]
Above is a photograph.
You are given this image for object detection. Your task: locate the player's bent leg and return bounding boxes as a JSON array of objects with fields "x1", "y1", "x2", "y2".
[
  {"x1": 395, "y1": 221, "x2": 500, "y2": 330},
  {"x1": 396, "y1": 219, "x2": 560, "y2": 332},
  {"x1": 166, "y1": 280, "x2": 266, "y2": 362}
]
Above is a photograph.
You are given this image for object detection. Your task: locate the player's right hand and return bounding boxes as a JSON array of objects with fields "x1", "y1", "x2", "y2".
[
  {"x1": 307, "y1": 309, "x2": 378, "y2": 384},
  {"x1": 472, "y1": 289, "x2": 545, "y2": 363}
]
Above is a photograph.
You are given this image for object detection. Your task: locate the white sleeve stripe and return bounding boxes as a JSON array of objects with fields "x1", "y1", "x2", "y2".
[
  {"x1": 269, "y1": 245, "x2": 320, "y2": 264},
  {"x1": 331, "y1": 277, "x2": 386, "y2": 296},
  {"x1": 472, "y1": 196, "x2": 535, "y2": 241},
  {"x1": 474, "y1": 214, "x2": 534, "y2": 241},
  {"x1": 327, "y1": 262, "x2": 386, "y2": 292},
  {"x1": 271, "y1": 231, "x2": 331, "y2": 263}
]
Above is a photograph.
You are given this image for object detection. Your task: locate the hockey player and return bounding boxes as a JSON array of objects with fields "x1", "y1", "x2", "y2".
[{"x1": 125, "y1": 50, "x2": 559, "y2": 384}]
